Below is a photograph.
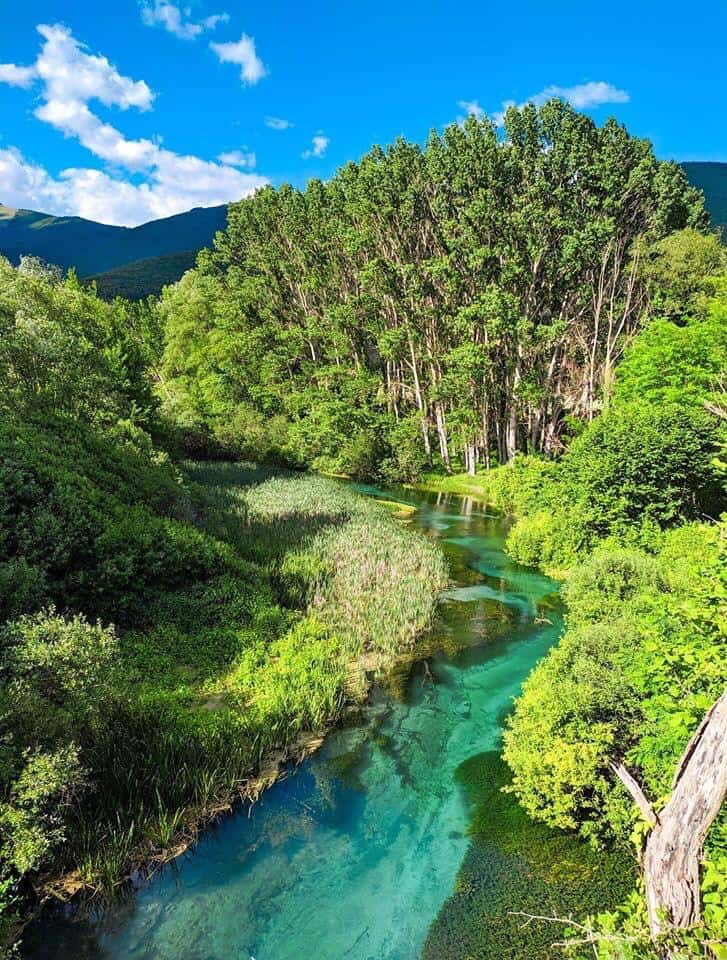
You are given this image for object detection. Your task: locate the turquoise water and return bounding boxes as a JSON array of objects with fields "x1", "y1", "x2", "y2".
[{"x1": 29, "y1": 486, "x2": 583, "y2": 960}]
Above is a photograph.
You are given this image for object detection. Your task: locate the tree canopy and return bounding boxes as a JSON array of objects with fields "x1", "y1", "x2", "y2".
[{"x1": 160, "y1": 100, "x2": 707, "y2": 477}]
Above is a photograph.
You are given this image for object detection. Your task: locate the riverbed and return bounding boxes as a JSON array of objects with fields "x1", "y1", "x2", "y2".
[{"x1": 28, "y1": 485, "x2": 632, "y2": 960}]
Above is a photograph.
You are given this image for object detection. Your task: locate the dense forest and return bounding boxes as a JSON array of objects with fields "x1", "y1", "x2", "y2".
[
  {"x1": 158, "y1": 101, "x2": 710, "y2": 477},
  {"x1": 1, "y1": 100, "x2": 725, "y2": 959}
]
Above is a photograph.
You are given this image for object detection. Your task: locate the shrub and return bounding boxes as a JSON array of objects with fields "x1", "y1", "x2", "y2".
[
  {"x1": 504, "y1": 521, "x2": 726, "y2": 847},
  {"x1": 504, "y1": 403, "x2": 724, "y2": 571}
]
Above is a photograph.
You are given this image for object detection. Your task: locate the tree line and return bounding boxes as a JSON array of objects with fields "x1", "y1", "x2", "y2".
[{"x1": 159, "y1": 99, "x2": 708, "y2": 478}]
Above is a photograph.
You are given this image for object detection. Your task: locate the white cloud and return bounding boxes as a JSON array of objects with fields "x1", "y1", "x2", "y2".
[
  {"x1": 217, "y1": 149, "x2": 256, "y2": 168},
  {"x1": 457, "y1": 99, "x2": 485, "y2": 119},
  {"x1": 0, "y1": 63, "x2": 37, "y2": 88},
  {"x1": 0, "y1": 24, "x2": 268, "y2": 226},
  {"x1": 492, "y1": 81, "x2": 629, "y2": 127},
  {"x1": 140, "y1": 1, "x2": 229, "y2": 40},
  {"x1": 34, "y1": 24, "x2": 154, "y2": 111},
  {"x1": 302, "y1": 134, "x2": 329, "y2": 159},
  {"x1": 544, "y1": 81, "x2": 630, "y2": 110},
  {"x1": 210, "y1": 33, "x2": 266, "y2": 85},
  {"x1": 265, "y1": 116, "x2": 291, "y2": 131},
  {"x1": 0, "y1": 144, "x2": 266, "y2": 226}
]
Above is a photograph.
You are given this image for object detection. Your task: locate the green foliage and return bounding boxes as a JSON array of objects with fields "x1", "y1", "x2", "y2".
[
  {"x1": 614, "y1": 302, "x2": 727, "y2": 410},
  {"x1": 501, "y1": 283, "x2": 727, "y2": 570},
  {"x1": 230, "y1": 618, "x2": 345, "y2": 735},
  {"x1": 205, "y1": 470, "x2": 449, "y2": 659},
  {"x1": 0, "y1": 416, "x2": 195, "y2": 624},
  {"x1": 159, "y1": 102, "x2": 706, "y2": 478},
  {"x1": 0, "y1": 257, "x2": 160, "y2": 428},
  {"x1": 0, "y1": 613, "x2": 120, "y2": 934},
  {"x1": 0, "y1": 746, "x2": 86, "y2": 876},
  {"x1": 639, "y1": 229, "x2": 725, "y2": 320},
  {"x1": 561, "y1": 549, "x2": 665, "y2": 628},
  {"x1": 503, "y1": 522, "x2": 726, "y2": 845},
  {"x1": 557, "y1": 402, "x2": 719, "y2": 531},
  {"x1": 498, "y1": 278, "x2": 727, "y2": 955},
  {"x1": 2, "y1": 612, "x2": 118, "y2": 747},
  {"x1": 0, "y1": 257, "x2": 447, "y2": 950}
]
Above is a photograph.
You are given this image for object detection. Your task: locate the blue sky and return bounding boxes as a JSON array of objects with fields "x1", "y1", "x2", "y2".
[{"x1": 1, "y1": 0, "x2": 725, "y2": 226}]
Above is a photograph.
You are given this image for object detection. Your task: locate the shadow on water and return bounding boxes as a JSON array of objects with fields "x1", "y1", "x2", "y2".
[
  {"x1": 423, "y1": 751, "x2": 634, "y2": 960},
  {"x1": 24, "y1": 483, "x2": 633, "y2": 960}
]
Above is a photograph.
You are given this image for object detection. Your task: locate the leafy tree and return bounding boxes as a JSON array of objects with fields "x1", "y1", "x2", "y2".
[{"x1": 161, "y1": 101, "x2": 706, "y2": 477}]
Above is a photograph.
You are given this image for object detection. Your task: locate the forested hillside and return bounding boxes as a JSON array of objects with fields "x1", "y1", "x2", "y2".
[
  {"x1": 0, "y1": 203, "x2": 227, "y2": 289},
  {"x1": 683, "y1": 162, "x2": 727, "y2": 233},
  {"x1": 89, "y1": 250, "x2": 199, "y2": 300}
]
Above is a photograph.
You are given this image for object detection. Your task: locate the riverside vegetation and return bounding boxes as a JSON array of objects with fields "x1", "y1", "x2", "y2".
[
  {"x1": 423, "y1": 268, "x2": 727, "y2": 956},
  {"x1": 1, "y1": 99, "x2": 726, "y2": 958},
  {"x1": 0, "y1": 259, "x2": 447, "y2": 951}
]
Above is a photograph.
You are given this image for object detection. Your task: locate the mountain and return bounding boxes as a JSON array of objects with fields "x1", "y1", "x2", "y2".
[
  {"x1": 0, "y1": 202, "x2": 228, "y2": 295},
  {"x1": 682, "y1": 162, "x2": 727, "y2": 235},
  {"x1": 89, "y1": 251, "x2": 199, "y2": 300}
]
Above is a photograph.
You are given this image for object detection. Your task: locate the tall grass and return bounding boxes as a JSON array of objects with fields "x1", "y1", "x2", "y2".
[
  {"x1": 226, "y1": 472, "x2": 449, "y2": 657},
  {"x1": 51, "y1": 465, "x2": 447, "y2": 903}
]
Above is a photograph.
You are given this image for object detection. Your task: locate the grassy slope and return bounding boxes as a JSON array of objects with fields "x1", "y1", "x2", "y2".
[{"x1": 414, "y1": 471, "x2": 494, "y2": 500}]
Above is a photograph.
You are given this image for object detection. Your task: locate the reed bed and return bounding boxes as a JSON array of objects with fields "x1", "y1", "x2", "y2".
[{"x1": 50, "y1": 465, "x2": 447, "y2": 904}]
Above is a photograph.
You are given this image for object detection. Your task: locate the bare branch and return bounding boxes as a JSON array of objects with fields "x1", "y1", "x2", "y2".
[
  {"x1": 507, "y1": 912, "x2": 640, "y2": 949},
  {"x1": 610, "y1": 761, "x2": 658, "y2": 827},
  {"x1": 703, "y1": 399, "x2": 727, "y2": 421}
]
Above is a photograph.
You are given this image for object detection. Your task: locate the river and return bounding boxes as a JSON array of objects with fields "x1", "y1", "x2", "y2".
[{"x1": 28, "y1": 484, "x2": 632, "y2": 960}]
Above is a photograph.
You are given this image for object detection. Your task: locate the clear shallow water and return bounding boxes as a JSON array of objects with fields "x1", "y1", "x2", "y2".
[{"x1": 29, "y1": 487, "x2": 574, "y2": 960}]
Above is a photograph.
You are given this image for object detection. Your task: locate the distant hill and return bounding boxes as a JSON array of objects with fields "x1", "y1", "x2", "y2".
[
  {"x1": 89, "y1": 250, "x2": 199, "y2": 300},
  {"x1": 0, "y1": 202, "x2": 228, "y2": 296},
  {"x1": 682, "y1": 162, "x2": 727, "y2": 235}
]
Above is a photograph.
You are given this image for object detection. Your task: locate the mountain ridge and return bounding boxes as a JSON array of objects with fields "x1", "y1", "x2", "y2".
[{"x1": 0, "y1": 202, "x2": 228, "y2": 280}]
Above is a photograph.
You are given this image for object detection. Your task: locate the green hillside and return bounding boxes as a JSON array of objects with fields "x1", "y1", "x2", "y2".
[
  {"x1": 0, "y1": 202, "x2": 227, "y2": 280},
  {"x1": 89, "y1": 250, "x2": 198, "y2": 300},
  {"x1": 682, "y1": 162, "x2": 727, "y2": 234}
]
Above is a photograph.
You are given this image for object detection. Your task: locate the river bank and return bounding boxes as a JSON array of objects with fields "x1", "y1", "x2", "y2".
[
  {"x1": 24, "y1": 483, "x2": 634, "y2": 960},
  {"x1": 13, "y1": 466, "x2": 448, "y2": 953}
]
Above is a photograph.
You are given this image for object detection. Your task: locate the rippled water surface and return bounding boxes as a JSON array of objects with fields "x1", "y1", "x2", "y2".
[{"x1": 31, "y1": 485, "x2": 628, "y2": 960}]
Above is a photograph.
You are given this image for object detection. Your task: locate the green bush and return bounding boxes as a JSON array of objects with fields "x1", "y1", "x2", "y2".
[
  {"x1": 0, "y1": 612, "x2": 119, "y2": 906},
  {"x1": 504, "y1": 522, "x2": 727, "y2": 852},
  {"x1": 504, "y1": 402, "x2": 724, "y2": 570}
]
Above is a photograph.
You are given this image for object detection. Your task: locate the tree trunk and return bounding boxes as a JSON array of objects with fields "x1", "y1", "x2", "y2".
[
  {"x1": 434, "y1": 403, "x2": 451, "y2": 473},
  {"x1": 644, "y1": 688, "x2": 727, "y2": 935},
  {"x1": 465, "y1": 442, "x2": 477, "y2": 476},
  {"x1": 406, "y1": 334, "x2": 432, "y2": 461},
  {"x1": 506, "y1": 351, "x2": 522, "y2": 461},
  {"x1": 613, "y1": 688, "x2": 727, "y2": 941}
]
